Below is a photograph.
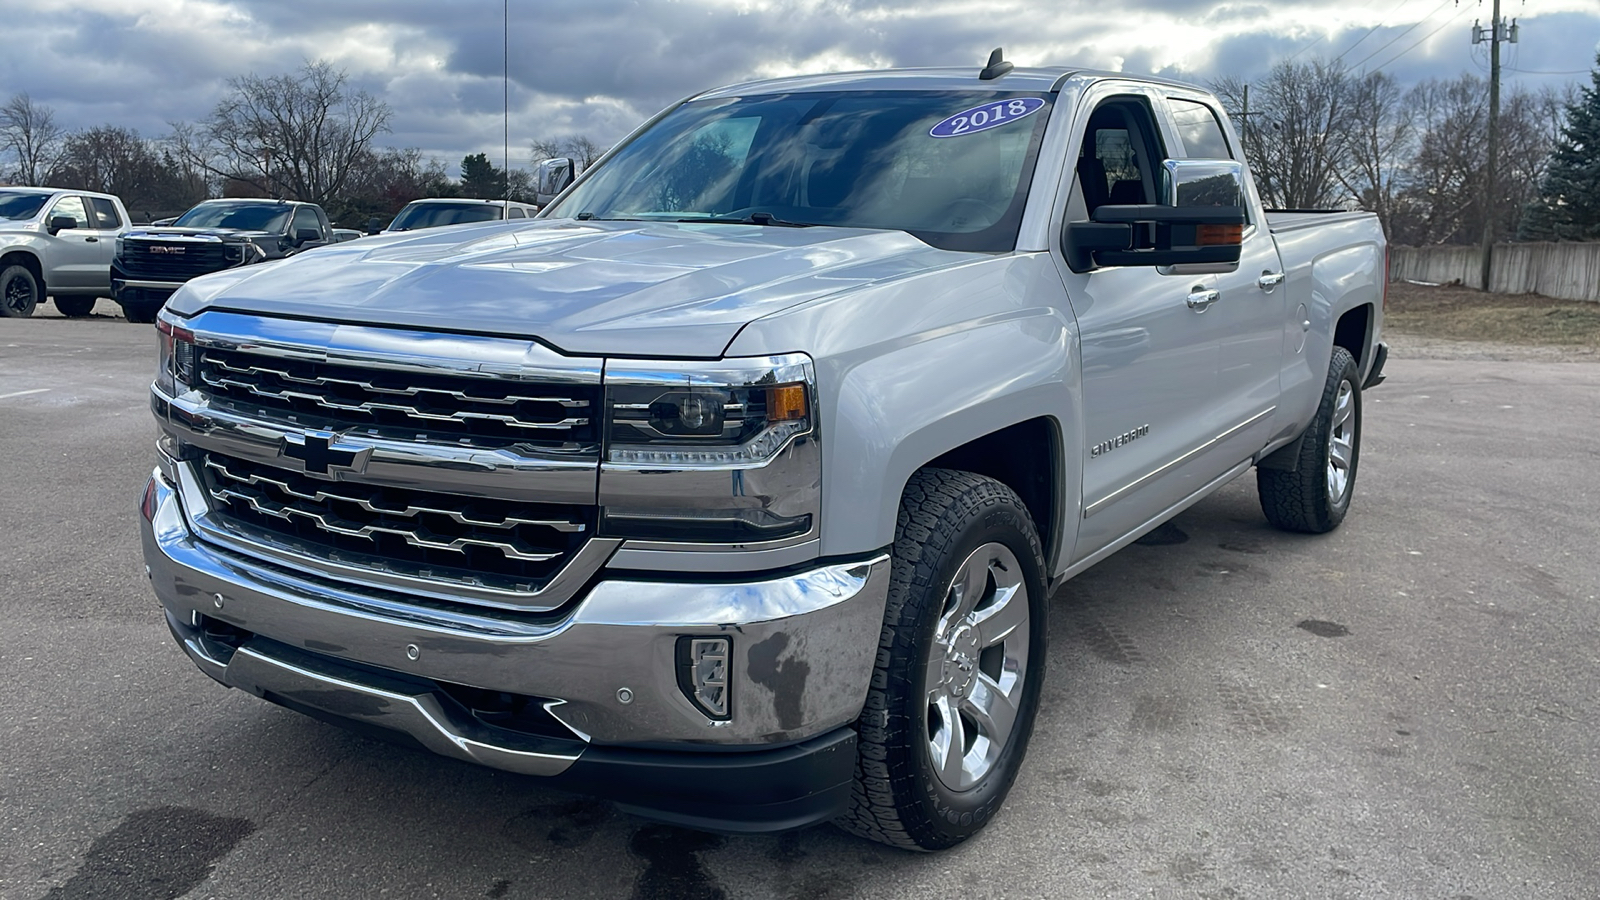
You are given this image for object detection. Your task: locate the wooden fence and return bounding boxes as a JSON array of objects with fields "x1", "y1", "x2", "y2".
[{"x1": 1388, "y1": 242, "x2": 1600, "y2": 302}]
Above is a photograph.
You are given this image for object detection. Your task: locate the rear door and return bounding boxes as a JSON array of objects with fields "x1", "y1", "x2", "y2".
[
  {"x1": 1160, "y1": 94, "x2": 1286, "y2": 457},
  {"x1": 85, "y1": 197, "x2": 124, "y2": 292}
]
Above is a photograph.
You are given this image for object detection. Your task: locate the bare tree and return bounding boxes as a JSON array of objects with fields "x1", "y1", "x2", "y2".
[
  {"x1": 1331, "y1": 72, "x2": 1413, "y2": 240},
  {"x1": 0, "y1": 93, "x2": 65, "y2": 185},
  {"x1": 180, "y1": 61, "x2": 391, "y2": 203},
  {"x1": 1213, "y1": 60, "x2": 1354, "y2": 210},
  {"x1": 530, "y1": 135, "x2": 605, "y2": 169}
]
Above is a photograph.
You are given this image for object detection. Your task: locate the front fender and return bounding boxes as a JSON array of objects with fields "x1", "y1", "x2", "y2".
[{"x1": 726, "y1": 252, "x2": 1080, "y2": 562}]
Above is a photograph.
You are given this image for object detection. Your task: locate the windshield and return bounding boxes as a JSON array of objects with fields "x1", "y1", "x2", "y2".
[
  {"x1": 388, "y1": 202, "x2": 504, "y2": 231},
  {"x1": 0, "y1": 192, "x2": 50, "y2": 221},
  {"x1": 546, "y1": 90, "x2": 1054, "y2": 252},
  {"x1": 173, "y1": 202, "x2": 291, "y2": 232}
]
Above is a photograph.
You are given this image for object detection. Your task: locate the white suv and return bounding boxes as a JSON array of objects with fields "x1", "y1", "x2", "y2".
[{"x1": 380, "y1": 198, "x2": 538, "y2": 234}]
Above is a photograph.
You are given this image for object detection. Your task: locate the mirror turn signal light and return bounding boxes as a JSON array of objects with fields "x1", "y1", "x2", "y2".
[{"x1": 1197, "y1": 224, "x2": 1244, "y2": 246}]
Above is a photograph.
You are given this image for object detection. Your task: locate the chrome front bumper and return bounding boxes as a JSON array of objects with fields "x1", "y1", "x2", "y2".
[{"x1": 142, "y1": 468, "x2": 890, "y2": 768}]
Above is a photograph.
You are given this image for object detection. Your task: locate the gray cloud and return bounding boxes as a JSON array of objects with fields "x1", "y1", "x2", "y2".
[{"x1": 0, "y1": 0, "x2": 1594, "y2": 175}]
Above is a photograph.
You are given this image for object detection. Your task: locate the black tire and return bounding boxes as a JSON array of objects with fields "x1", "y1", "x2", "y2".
[
  {"x1": 121, "y1": 303, "x2": 159, "y2": 325},
  {"x1": 1257, "y1": 346, "x2": 1362, "y2": 534},
  {"x1": 54, "y1": 296, "x2": 96, "y2": 317},
  {"x1": 1, "y1": 264, "x2": 40, "y2": 318},
  {"x1": 836, "y1": 468, "x2": 1048, "y2": 851}
]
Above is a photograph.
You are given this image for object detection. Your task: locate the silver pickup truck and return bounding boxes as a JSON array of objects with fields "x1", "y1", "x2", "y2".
[
  {"x1": 140, "y1": 58, "x2": 1386, "y2": 850},
  {"x1": 1, "y1": 187, "x2": 131, "y2": 317}
]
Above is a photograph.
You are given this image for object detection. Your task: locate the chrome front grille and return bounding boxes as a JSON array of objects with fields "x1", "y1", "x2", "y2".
[
  {"x1": 201, "y1": 452, "x2": 592, "y2": 585},
  {"x1": 197, "y1": 347, "x2": 599, "y2": 445}
]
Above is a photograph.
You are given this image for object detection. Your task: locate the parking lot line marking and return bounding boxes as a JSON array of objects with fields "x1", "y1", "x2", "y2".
[{"x1": 0, "y1": 388, "x2": 50, "y2": 400}]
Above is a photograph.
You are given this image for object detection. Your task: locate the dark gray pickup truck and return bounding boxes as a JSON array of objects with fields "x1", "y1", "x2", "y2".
[{"x1": 112, "y1": 198, "x2": 333, "y2": 323}]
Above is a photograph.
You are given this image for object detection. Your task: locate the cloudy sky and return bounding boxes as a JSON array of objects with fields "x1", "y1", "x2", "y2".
[{"x1": 4, "y1": 0, "x2": 1597, "y2": 174}]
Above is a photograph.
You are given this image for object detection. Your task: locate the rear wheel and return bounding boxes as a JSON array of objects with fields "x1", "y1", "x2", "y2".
[
  {"x1": 1, "y1": 265, "x2": 40, "y2": 317},
  {"x1": 121, "y1": 303, "x2": 159, "y2": 324},
  {"x1": 836, "y1": 468, "x2": 1047, "y2": 851},
  {"x1": 54, "y1": 296, "x2": 96, "y2": 317},
  {"x1": 1257, "y1": 346, "x2": 1361, "y2": 533}
]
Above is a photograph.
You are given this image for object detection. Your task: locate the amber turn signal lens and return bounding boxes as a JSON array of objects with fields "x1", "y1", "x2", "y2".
[
  {"x1": 1197, "y1": 224, "x2": 1244, "y2": 246},
  {"x1": 766, "y1": 384, "x2": 808, "y2": 421}
]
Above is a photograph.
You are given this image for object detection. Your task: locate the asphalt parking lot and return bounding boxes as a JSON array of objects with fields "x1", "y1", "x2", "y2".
[{"x1": 3, "y1": 304, "x2": 1597, "y2": 899}]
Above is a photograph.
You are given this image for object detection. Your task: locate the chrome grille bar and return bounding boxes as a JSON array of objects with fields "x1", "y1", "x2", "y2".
[
  {"x1": 203, "y1": 370, "x2": 590, "y2": 431},
  {"x1": 202, "y1": 457, "x2": 585, "y2": 531},
  {"x1": 208, "y1": 485, "x2": 564, "y2": 562},
  {"x1": 208, "y1": 356, "x2": 589, "y2": 408}
]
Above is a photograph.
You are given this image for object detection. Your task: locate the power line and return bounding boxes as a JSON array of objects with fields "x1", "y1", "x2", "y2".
[
  {"x1": 1286, "y1": 0, "x2": 1388, "y2": 61},
  {"x1": 1349, "y1": 0, "x2": 1457, "y2": 70},
  {"x1": 1505, "y1": 66, "x2": 1590, "y2": 75},
  {"x1": 1367, "y1": 4, "x2": 1476, "y2": 74}
]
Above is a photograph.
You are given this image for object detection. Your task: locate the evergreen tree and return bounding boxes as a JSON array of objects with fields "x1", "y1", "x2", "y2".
[
  {"x1": 1520, "y1": 53, "x2": 1600, "y2": 241},
  {"x1": 459, "y1": 152, "x2": 505, "y2": 199}
]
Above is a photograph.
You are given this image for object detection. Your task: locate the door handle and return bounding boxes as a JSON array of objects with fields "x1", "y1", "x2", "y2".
[
  {"x1": 1186, "y1": 288, "x2": 1220, "y2": 311},
  {"x1": 1257, "y1": 271, "x2": 1284, "y2": 291},
  {"x1": 85, "y1": 236, "x2": 98, "y2": 243}
]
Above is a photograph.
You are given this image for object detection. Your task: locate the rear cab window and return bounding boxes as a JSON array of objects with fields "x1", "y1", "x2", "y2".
[{"x1": 89, "y1": 198, "x2": 123, "y2": 229}]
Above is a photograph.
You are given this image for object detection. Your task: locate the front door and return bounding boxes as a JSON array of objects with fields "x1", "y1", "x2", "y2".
[
  {"x1": 42, "y1": 195, "x2": 100, "y2": 292},
  {"x1": 1051, "y1": 89, "x2": 1227, "y2": 564}
]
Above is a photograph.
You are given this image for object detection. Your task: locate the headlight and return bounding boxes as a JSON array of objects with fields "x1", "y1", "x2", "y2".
[
  {"x1": 115, "y1": 236, "x2": 125, "y2": 258},
  {"x1": 601, "y1": 355, "x2": 819, "y2": 544},
  {"x1": 224, "y1": 242, "x2": 265, "y2": 265},
  {"x1": 605, "y1": 356, "x2": 813, "y2": 466},
  {"x1": 155, "y1": 314, "x2": 197, "y2": 396}
]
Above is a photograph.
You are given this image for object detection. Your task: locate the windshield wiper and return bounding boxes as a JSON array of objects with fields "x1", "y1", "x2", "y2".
[{"x1": 672, "y1": 213, "x2": 814, "y2": 228}]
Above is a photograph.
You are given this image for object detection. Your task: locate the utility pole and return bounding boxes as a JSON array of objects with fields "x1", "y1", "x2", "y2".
[{"x1": 1473, "y1": 2, "x2": 1519, "y2": 291}]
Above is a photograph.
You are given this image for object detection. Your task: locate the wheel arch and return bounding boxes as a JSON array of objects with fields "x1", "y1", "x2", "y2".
[
  {"x1": 924, "y1": 418, "x2": 1063, "y2": 574},
  {"x1": 1334, "y1": 302, "x2": 1372, "y2": 368},
  {"x1": 1, "y1": 249, "x2": 46, "y2": 293}
]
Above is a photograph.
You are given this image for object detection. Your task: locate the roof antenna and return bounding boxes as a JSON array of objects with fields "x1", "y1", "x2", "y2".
[{"x1": 979, "y1": 47, "x2": 1013, "y2": 80}]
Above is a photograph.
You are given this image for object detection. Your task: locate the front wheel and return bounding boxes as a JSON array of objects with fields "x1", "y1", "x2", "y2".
[
  {"x1": 54, "y1": 296, "x2": 96, "y2": 317},
  {"x1": 836, "y1": 469, "x2": 1048, "y2": 851},
  {"x1": 1257, "y1": 346, "x2": 1362, "y2": 533},
  {"x1": 1, "y1": 265, "x2": 40, "y2": 318}
]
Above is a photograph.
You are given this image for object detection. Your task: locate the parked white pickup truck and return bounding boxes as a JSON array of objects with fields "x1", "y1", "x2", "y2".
[
  {"x1": 140, "y1": 55, "x2": 1386, "y2": 850},
  {"x1": 1, "y1": 187, "x2": 131, "y2": 317}
]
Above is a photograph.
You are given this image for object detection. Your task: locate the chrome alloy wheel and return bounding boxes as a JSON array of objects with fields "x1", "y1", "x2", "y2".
[
  {"x1": 924, "y1": 542, "x2": 1031, "y2": 792},
  {"x1": 1326, "y1": 379, "x2": 1356, "y2": 504}
]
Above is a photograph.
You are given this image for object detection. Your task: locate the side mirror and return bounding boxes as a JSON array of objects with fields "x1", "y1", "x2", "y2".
[
  {"x1": 1063, "y1": 158, "x2": 1246, "y2": 272},
  {"x1": 535, "y1": 157, "x2": 574, "y2": 203},
  {"x1": 48, "y1": 215, "x2": 77, "y2": 235},
  {"x1": 366, "y1": 216, "x2": 384, "y2": 235},
  {"x1": 294, "y1": 227, "x2": 321, "y2": 246}
]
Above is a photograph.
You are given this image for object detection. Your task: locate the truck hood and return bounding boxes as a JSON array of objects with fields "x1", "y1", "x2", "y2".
[
  {"x1": 128, "y1": 226, "x2": 277, "y2": 242},
  {"x1": 167, "y1": 219, "x2": 963, "y2": 357}
]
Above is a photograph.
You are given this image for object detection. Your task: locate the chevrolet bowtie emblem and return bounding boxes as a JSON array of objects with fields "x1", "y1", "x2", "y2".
[{"x1": 280, "y1": 431, "x2": 372, "y2": 479}]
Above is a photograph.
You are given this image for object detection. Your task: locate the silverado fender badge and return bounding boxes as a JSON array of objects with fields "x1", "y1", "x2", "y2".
[
  {"x1": 1091, "y1": 425, "x2": 1150, "y2": 458},
  {"x1": 280, "y1": 431, "x2": 372, "y2": 479}
]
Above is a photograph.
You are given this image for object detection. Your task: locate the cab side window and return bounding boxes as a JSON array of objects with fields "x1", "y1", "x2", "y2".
[
  {"x1": 48, "y1": 196, "x2": 92, "y2": 230},
  {"x1": 1169, "y1": 99, "x2": 1233, "y2": 160},
  {"x1": 1073, "y1": 98, "x2": 1166, "y2": 223},
  {"x1": 89, "y1": 198, "x2": 122, "y2": 229},
  {"x1": 508, "y1": 206, "x2": 525, "y2": 219}
]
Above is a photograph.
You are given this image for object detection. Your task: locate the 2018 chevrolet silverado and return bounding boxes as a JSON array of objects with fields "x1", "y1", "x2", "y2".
[
  {"x1": 113, "y1": 198, "x2": 334, "y2": 323},
  {"x1": 1, "y1": 187, "x2": 131, "y2": 317},
  {"x1": 140, "y1": 54, "x2": 1387, "y2": 850}
]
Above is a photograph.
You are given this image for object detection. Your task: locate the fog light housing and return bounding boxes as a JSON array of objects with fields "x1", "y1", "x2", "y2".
[{"x1": 677, "y1": 636, "x2": 731, "y2": 720}]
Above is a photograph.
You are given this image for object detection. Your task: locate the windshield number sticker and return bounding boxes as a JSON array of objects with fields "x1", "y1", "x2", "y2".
[{"x1": 929, "y1": 97, "x2": 1045, "y2": 138}]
